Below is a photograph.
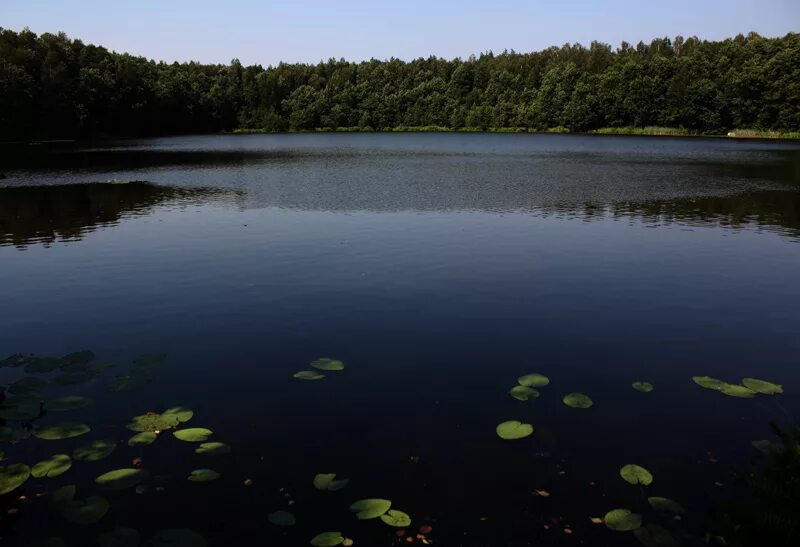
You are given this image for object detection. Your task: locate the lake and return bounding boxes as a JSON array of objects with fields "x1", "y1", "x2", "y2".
[{"x1": 1, "y1": 133, "x2": 799, "y2": 547}]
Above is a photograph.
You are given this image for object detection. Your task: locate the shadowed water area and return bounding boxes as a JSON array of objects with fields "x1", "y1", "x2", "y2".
[{"x1": 0, "y1": 133, "x2": 799, "y2": 546}]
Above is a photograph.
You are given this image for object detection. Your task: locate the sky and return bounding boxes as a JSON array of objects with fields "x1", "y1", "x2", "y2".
[{"x1": 1, "y1": 0, "x2": 798, "y2": 66}]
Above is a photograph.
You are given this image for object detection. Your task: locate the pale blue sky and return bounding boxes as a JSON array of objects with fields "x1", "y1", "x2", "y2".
[{"x1": 1, "y1": 0, "x2": 798, "y2": 66}]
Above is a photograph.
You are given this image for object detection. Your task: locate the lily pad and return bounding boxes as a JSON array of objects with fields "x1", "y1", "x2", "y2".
[
  {"x1": 294, "y1": 370, "x2": 325, "y2": 380},
  {"x1": 125, "y1": 414, "x2": 186, "y2": 432},
  {"x1": 380, "y1": 509, "x2": 411, "y2": 527},
  {"x1": 741, "y1": 378, "x2": 783, "y2": 395},
  {"x1": 0, "y1": 426, "x2": 11, "y2": 441},
  {"x1": 108, "y1": 374, "x2": 150, "y2": 392},
  {"x1": 620, "y1": 464, "x2": 653, "y2": 486},
  {"x1": 496, "y1": 420, "x2": 534, "y2": 440},
  {"x1": 133, "y1": 355, "x2": 166, "y2": 377},
  {"x1": 61, "y1": 350, "x2": 95, "y2": 366},
  {"x1": 24, "y1": 357, "x2": 63, "y2": 373},
  {"x1": 314, "y1": 473, "x2": 349, "y2": 491},
  {"x1": 719, "y1": 384, "x2": 757, "y2": 398},
  {"x1": 310, "y1": 532, "x2": 344, "y2": 547},
  {"x1": 268, "y1": 510, "x2": 296, "y2": 526},
  {"x1": 96, "y1": 468, "x2": 150, "y2": 490},
  {"x1": 34, "y1": 422, "x2": 91, "y2": 440},
  {"x1": 173, "y1": 428, "x2": 213, "y2": 442},
  {"x1": 311, "y1": 358, "x2": 345, "y2": 371},
  {"x1": 1, "y1": 353, "x2": 36, "y2": 368},
  {"x1": 647, "y1": 496, "x2": 686, "y2": 515},
  {"x1": 73, "y1": 440, "x2": 116, "y2": 461},
  {"x1": 98, "y1": 528, "x2": 141, "y2": 547},
  {"x1": 188, "y1": 469, "x2": 220, "y2": 482},
  {"x1": 144, "y1": 529, "x2": 207, "y2": 547},
  {"x1": 129, "y1": 432, "x2": 158, "y2": 447},
  {"x1": 0, "y1": 395, "x2": 42, "y2": 420},
  {"x1": 51, "y1": 484, "x2": 76, "y2": 504},
  {"x1": 692, "y1": 376, "x2": 728, "y2": 391},
  {"x1": 349, "y1": 498, "x2": 392, "y2": 519},
  {"x1": 632, "y1": 382, "x2": 654, "y2": 393},
  {"x1": 509, "y1": 385, "x2": 539, "y2": 401},
  {"x1": 563, "y1": 392, "x2": 593, "y2": 408},
  {"x1": 518, "y1": 373, "x2": 549, "y2": 387},
  {"x1": 195, "y1": 442, "x2": 231, "y2": 456},
  {"x1": 9, "y1": 377, "x2": 46, "y2": 395},
  {"x1": 47, "y1": 396, "x2": 93, "y2": 412},
  {"x1": 633, "y1": 524, "x2": 681, "y2": 547},
  {"x1": 32, "y1": 454, "x2": 72, "y2": 478},
  {"x1": 752, "y1": 439, "x2": 779, "y2": 454},
  {"x1": 604, "y1": 508, "x2": 642, "y2": 531},
  {"x1": 63, "y1": 495, "x2": 109, "y2": 524},
  {"x1": 0, "y1": 463, "x2": 31, "y2": 495}
]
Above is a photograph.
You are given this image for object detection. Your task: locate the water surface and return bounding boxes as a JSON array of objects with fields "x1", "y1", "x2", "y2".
[{"x1": 1, "y1": 133, "x2": 799, "y2": 546}]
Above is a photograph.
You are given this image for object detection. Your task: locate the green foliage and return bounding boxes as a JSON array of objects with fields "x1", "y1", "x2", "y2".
[{"x1": 1, "y1": 29, "x2": 798, "y2": 141}]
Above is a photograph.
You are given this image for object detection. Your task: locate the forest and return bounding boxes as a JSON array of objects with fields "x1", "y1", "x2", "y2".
[{"x1": 1, "y1": 27, "x2": 798, "y2": 140}]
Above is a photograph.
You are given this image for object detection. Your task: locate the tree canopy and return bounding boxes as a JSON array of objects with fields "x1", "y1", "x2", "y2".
[{"x1": 1, "y1": 28, "x2": 798, "y2": 140}]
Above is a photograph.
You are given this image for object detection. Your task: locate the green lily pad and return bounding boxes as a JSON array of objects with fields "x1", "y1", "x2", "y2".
[
  {"x1": 350, "y1": 498, "x2": 392, "y2": 519},
  {"x1": 0, "y1": 395, "x2": 42, "y2": 420},
  {"x1": 51, "y1": 484, "x2": 76, "y2": 504},
  {"x1": 188, "y1": 469, "x2": 220, "y2": 482},
  {"x1": 620, "y1": 464, "x2": 653, "y2": 486},
  {"x1": 752, "y1": 439, "x2": 778, "y2": 454},
  {"x1": 692, "y1": 376, "x2": 728, "y2": 391},
  {"x1": 34, "y1": 422, "x2": 91, "y2": 440},
  {"x1": 294, "y1": 370, "x2": 325, "y2": 380},
  {"x1": 163, "y1": 406, "x2": 194, "y2": 422},
  {"x1": 0, "y1": 426, "x2": 11, "y2": 441},
  {"x1": 133, "y1": 355, "x2": 166, "y2": 377},
  {"x1": 61, "y1": 350, "x2": 95, "y2": 366},
  {"x1": 47, "y1": 396, "x2": 93, "y2": 412},
  {"x1": 632, "y1": 382, "x2": 654, "y2": 393},
  {"x1": 604, "y1": 508, "x2": 642, "y2": 531},
  {"x1": 647, "y1": 496, "x2": 686, "y2": 515},
  {"x1": 73, "y1": 440, "x2": 116, "y2": 461},
  {"x1": 98, "y1": 528, "x2": 141, "y2": 547},
  {"x1": 9, "y1": 376, "x2": 46, "y2": 395},
  {"x1": 719, "y1": 384, "x2": 757, "y2": 398},
  {"x1": 96, "y1": 468, "x2": 150, "y2": 490},
  {"x1": 268, "y1": 510, "x2": 296, "y2": 526},
  {"x1": 63, "y1": 495, "x2": 109, "y2": 524},
  {"x1": 314, "y1": 473, "x2": 349, "y2": 491},
  {"x1": 380, "y1": 509, "x2": 411, "y2": 527},
  {"x1": 741, "y1": 378, "x2": 783, "y2": 395},
  {"x1": 311, "y1": 358, "x2": 345, "y2": 371},
  {"x1": 496, "y1": 420, "x2": 534, "y2": 440},
  {"x1": 129, "y1": 432, "x2": 158, "y2": 447},
  {"x1": 108, "y1": 374, "x2": 150, "y2": 392},
  {"x1": 633, "y1": 524, "x2": 681, "y2": 547},
  {"x1": 518, "y1": 373, "x2": 549, "y2": 387},
  {"x1": 509, "y1": 385, "x2": 539, "y2": 401},
  {"x1": 144, "y1": 528, "x2": 207, "y2": 547},
  {"x1": 24, "y1": 357, "x2": 63, "y2": 373},
  {"x1": 563, "y1": 392, "x2": 593, "y2": 408},
  {"x1": 195, "y1": 442, "x2": 231, "y2": 456},
  {"x1": 1, "y1": 354, "x2": 35, "y2": 368},
  {"x1": 310, "y1": 532, "x2": 344, "y2": 546},
  {"x1": 0, "y1": 463, "x2": 31, "y2": 495},
  {"x1": 32, "y1": 454, "x2": 72, "y2": 478},
  {"x1": 127, "y1": 408, "x2": 192, "y2": 432},
  {"x1": 173, "y1": 428, "x2": 213, "y2": 442}
]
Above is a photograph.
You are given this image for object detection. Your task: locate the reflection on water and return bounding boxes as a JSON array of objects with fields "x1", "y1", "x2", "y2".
[{"x1": 0, "y1": 182, "x2": 232, "y2": 248}]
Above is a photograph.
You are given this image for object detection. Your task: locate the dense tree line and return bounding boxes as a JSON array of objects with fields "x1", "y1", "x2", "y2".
[{"x1": 1, "y1": 27, "x2": 798, "y2": 140}]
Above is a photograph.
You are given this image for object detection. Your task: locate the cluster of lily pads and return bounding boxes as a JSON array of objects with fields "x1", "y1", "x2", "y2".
[
  {"x1": 601, "y1": 464, "x2": 688, "y2": 546},
  {"x1": 294, "y1": 358, "x2": 345, "y2": 380},
  {"x1": 0, "y1": 351, "x2": 215, "y2": 546},
  {"x1": 692, "y1": 376, "x2": 783, "y2": 398}
]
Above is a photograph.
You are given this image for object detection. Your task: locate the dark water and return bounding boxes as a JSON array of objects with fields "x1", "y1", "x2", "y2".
[{"x1": 1, "y1": 133, "x2": 799, "y2": 547}]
